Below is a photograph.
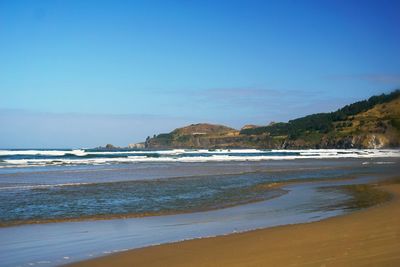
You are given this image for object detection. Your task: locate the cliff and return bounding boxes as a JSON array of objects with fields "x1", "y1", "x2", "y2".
[
  {"x1": 145, "y1": 123, "x2": 242, "y2": 149},
  {"x1": 145, "y1": 90, "x2": 400, "y2": 149}
]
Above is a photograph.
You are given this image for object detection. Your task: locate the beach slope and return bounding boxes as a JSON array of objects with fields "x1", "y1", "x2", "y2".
[{"x1": 70, "y1": 184, "x2": 400, "y2": 267}]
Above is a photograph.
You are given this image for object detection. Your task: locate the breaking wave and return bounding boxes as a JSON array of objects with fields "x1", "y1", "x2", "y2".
[{"x1": 0, "y1": 149, "x2": 399, "y2": 168}]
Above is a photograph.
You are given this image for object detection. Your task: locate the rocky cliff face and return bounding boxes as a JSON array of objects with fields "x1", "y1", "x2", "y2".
[
  {"x1": 146, "y1": 91, "x2": 400, "y2": 149},
  {"x1": 145, "y1": 123, "x2": 246, "y2": 149}
]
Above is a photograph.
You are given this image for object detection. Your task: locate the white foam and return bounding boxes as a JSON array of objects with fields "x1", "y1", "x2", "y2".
[
  {"x1": 0, "y1": 149, "x2": 398, "y2": 168},
  {"x1": 0, "y1": 149, "x2": 87, "y2": 156},
  {"x1": 0, "y1": 182, "x2": 91, "y2": 190},
  {"x1": 0, "y1": 148, "x2": 266, "y2": 157}
]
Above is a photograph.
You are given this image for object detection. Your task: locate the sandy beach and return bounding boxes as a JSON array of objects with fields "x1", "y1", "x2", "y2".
[{"x1": 70, "y1": 183, "x2": 400, "y2": 267}]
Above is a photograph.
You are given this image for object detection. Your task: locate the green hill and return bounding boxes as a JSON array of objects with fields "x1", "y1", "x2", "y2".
[{"x1": 145, "y1": 90, "x2": 400, "y2": 149}]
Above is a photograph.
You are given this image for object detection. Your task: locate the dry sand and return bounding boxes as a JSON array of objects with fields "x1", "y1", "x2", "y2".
[{"x1": 70, "y1": 184, "x2": 400, "y2": 267}]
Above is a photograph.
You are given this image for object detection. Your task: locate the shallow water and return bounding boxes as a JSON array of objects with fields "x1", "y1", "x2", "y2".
[{"x1": 0, "y1": 157, "x2": 387, "y2": 225}]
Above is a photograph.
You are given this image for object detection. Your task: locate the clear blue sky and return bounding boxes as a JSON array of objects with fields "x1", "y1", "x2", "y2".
[{"x1": 0, "y1": 0, "x2": 399, "y2": 148}]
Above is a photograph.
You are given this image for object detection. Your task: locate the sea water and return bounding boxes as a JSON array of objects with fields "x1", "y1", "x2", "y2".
[{"x1": 0, "y1": 149, "x2": 399, "y2": 266}]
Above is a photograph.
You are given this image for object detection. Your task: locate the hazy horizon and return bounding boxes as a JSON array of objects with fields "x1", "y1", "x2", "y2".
[{"x1": 1, "y1": 0, "x2": 399, "y2": 148}]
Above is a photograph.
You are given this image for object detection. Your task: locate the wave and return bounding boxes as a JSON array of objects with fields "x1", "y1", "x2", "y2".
[
  {"x1": 1, "y1": 148, "x2": 399, "y2": 155},
  {"x1": 0, "y1": 182, "x2": 91, "y2": 190},
  {"x1": 0, "y1": 149, "x2": 87, "y2": 156},
  {"x1": 0, "y1": 148, "x2": 266, "y2": 157},
  {"x1": 0, "y1": 149, "x2": 398, "y2": 168}
]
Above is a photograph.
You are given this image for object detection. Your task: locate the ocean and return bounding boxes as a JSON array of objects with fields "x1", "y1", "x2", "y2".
[
  {"x1": 1, "y1": 148, "x2": 399, "y2": 168},
  {"x1": 0, "y1": 149, "x2": 399, "y2": 266}
]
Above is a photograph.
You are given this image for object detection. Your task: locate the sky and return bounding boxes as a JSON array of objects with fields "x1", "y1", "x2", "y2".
[{"x1": 0, "y1": 0, "x2": 399, "y2": 148}]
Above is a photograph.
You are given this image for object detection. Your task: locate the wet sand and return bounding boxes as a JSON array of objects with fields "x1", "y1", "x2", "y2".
[{"x1": 70, "y1": 183, "x2": 400, "y2": 267}]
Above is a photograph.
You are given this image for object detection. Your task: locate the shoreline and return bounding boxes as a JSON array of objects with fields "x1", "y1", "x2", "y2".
[{"x1": 69, "y1": 180, "x2": 400, "y2": 267}]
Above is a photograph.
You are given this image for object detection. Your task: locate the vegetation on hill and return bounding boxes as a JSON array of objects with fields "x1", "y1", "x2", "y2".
[
  {"x1": 145, "y1": 90, "x2": 400, "y2": 149},
  {"x1": 240, "y1": 90, "x2": 400, "y2": 138}
]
